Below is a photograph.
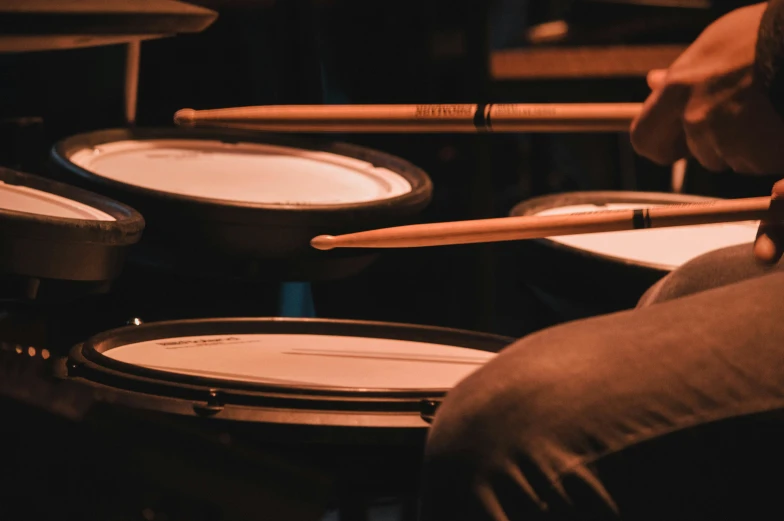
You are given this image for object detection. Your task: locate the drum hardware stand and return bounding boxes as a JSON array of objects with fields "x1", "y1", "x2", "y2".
[
  {"x1": 0, "y1": 339, "x2": 92, "y2": 421},
  {"x1": 125, "y1": 39, "x2": 141, "y2": 126},
  {"x1": 0, "y1": 288, "x2": 124, "y2": 358}
]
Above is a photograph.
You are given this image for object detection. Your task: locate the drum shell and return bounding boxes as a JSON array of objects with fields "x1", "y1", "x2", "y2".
[
  {"x1": 50, "y1": 128, "x2": 434, "y2": 282},
  {"x1": 0, "y1": 167, "x2": 144, "y2": 299},
  {"x1": 509, "y1": 191, "x2": 720, "y2": 319}
]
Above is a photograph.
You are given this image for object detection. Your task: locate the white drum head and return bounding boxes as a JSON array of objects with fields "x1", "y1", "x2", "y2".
[
  {"x1": 536, "y1": 203, "x2": 759, "y2": 269},
  {"x1": 0, "y1": 180, "x2": 115, "y2": 221},
  {"x1": 104, "y1": 333, "x2": 496, "y2": 390},
  {"x1": 68, "y1": 139, "x2": 412, "y2": 206}
]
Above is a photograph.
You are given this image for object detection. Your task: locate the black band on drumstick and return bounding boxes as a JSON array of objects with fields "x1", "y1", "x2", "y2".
[
  {"x1": 632, "y1": 209, "x2": 644, "y2": 229},
  {"x1": 632, "y1": 209, "x2": 652, "y2": 229},
  {"x1": 474, "y1": 103, "x2": 491, "y2": 131}
]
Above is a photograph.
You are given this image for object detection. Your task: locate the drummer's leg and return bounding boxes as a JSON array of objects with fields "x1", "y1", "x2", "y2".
[
  {"x1": 419, "y1": 271, "x2": 784, "y2": 521},
  {"x1": 638, "y1": 242, "x2": 784, "y2": 307}
]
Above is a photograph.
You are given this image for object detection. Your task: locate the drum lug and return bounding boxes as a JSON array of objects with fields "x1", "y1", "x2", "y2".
[
  {"x1": 193, "y1": 389, "x2": 224, "y2": 417},
  {"x1": 419, "y1": 399, "x2": 440, "y2": 425},
  {"x1": 126, "y1": 317, "x2": 143, "y2": 326}
]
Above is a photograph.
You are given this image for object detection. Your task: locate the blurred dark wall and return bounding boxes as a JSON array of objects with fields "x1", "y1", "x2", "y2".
[{"x1": 0, "y1": 0, "x2": 775, "y2": 337}]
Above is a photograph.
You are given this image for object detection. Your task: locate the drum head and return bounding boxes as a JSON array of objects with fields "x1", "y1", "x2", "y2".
[
  {"x1": 0, "y1": 167, "x2": 144, "y2": 290},
  {"x1": 51, "y1": 128, "x2": 433, "y2": 281},
  {"x1": 66, "y1": 318, "x2": 512, "y2": 439},
  {"x1": 509, "y1": 191, "x2": 759, "y2": 315}
]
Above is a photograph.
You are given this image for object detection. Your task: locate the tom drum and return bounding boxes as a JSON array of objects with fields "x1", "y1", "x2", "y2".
[
  {"x1": 50, "y1": 128, "x2": 433, "y2": 322},
  {"x1": 509, "y1": 191, "x2": 760, "y2": 320},
  {"x1": 51, "y1": 128, "x2": 433, "y2": 282}
]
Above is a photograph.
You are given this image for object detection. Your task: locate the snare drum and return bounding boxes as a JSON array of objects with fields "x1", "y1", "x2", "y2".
[
  {"x1": 509, "y1": 191, "x2": 760, "y2": 320},
  {"x1": 51, "y1": 128, "x2": 433, "y2": 282},
  {"x1": 64, "y1": 317, "x2": 512, "y2": 515},
  {"x1": 66, "y1": 317, "x2": 509, "y2": 433}
]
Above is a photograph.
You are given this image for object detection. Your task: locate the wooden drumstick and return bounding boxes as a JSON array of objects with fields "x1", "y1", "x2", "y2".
[
  {"x1": 174, "y1": 103, "x2": 643, "y2": 133},
  {"x1": 311, "y1": 197, "x2": 773, "y2": 250}
]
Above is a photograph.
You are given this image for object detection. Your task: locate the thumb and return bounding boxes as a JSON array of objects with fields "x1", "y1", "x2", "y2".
[
  {"x1": 754, "y1": 179, "x2": 784, "y2": 264},
  {"x1": 647, "y1": 69, "x2": 668, "y2": 91}
]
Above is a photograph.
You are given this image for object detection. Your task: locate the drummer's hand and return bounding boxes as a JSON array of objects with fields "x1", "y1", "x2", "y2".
[
  {"x1": 630, "y1": 3, "x2": 784, "y2": 175},
  {"x1": 755, "y1": 179, "x2": 784, "y2": 263}
]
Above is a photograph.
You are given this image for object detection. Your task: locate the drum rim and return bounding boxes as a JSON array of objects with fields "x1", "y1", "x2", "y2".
[
  {"x1": 509, "y1": 191, "x2": 727, "y2": 273},
  {"x1": 51, "y1": 127, "x2": 434, "y2": 217},
  {"x1": 70, "y1": 317, "x2": 513, "y2": 402},
  {"x1": 0, "y1": 166, "x2": 145, "y2": 245}
]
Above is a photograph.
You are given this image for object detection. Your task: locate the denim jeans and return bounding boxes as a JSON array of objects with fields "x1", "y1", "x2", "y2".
[{"x1": 420, "y1": 243, "x2": 784, "y2": 520}]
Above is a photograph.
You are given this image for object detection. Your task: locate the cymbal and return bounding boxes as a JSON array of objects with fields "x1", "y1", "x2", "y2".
[{"x1": 0, "y1": 0, "x2": 217, "y2": 53}]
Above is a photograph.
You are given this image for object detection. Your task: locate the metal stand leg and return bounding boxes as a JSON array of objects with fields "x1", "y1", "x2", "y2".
[
  {"x1": 125, "y1": 40, "x2": 141, "y2": 126},
  {"x1": 279, "y1": 282, "x2": 317, "y2": 318}
]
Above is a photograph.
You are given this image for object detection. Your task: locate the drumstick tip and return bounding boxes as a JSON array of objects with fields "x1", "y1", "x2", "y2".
[
  {"x1": 174, "y1": 108, "x2": 196, "y2": 127},
  {"x1": 311, "y1": 235, "x2": 336, "y2": 250}
]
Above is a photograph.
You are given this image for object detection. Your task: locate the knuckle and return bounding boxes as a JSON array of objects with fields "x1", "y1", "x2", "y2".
[
  {"x1": 772, "y1": 179, "x2": 784, "y2": 196},
  {"x1": 629, "y1": 126, "x2": 645, "y2": 153},
  {"x1": 682, "y1": 107, "x2": 709, "y2": 128},
  {"x1": 629, "y1": 121, "x2": 653, "y2": 156},
  {"x1": 725, "y1": 157, "x2": 754, "y2": 175}
]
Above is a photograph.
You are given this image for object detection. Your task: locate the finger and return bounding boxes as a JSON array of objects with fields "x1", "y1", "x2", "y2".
[
  {"x1": 712, "y1": 125, "x2": 767, "y2": 175},
  {"x1": 630, "y1": 83, "x2": 690, "y2": 165},
  {"x1": 647, "y1": 69, "x2": 668, "y2": 91},
  {"x1": 724, "y1": 93, "x2": 784, "y2": 175},
  {"x1": 753, "y1": 226, "x2": 782, "y2": 264},
  {"x1": 723, "y1": 155, "x2": 758, "y2": 175},
  {"x1": 683, "y1": 126, "x2": 728, "y2": 172},
  {"x1": 682, "y1": 95, "x2": 729, "y2": 172},
  {"x1": 754, "y1": 180, "x2": 784, "y2": 264}
]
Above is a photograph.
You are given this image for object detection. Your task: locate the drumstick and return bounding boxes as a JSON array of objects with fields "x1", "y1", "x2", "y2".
[
  {"x1": 311, "y1": 196, "x2": 773, "y2": 250},
  {"x1": 173, "y1": 103, "x2": 643, "y2": 133}
]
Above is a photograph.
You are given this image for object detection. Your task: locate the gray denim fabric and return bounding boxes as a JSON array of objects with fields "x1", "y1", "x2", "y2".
[{"x1": 420, "y1": 243, "x2": 784, "y2": 520}]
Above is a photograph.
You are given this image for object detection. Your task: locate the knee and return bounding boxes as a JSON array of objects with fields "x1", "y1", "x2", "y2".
[
  {"x1": 424, "y1": 327, "x2": 594, "y2": 475},
  {"x1": 638, "y1": 242, "x2": 781, "y2": 307},
  {"x1": 419, "y1": 336, "x2": 544, "y2": 520},
  {"x1": 423, "y1": 313, "x2": 642, "y2": 475},
  {"x1": 420, "y1": 316, "x2": 651, "y2": 519},
  {"x1": 420, "y1": 329, "x2": 602, "y2": 520},
  {"x1": 425, "y1": 340, "x2": 537, "y2": 466}
]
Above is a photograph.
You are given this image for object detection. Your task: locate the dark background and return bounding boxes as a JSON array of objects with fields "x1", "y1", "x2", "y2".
[{"x1": 0, "y1": 0, "x2": 771, "y2": 338}]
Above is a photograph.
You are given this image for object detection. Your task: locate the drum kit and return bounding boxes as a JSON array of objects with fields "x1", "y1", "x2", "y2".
[{"x1": 0, "y1": 2, "x2": 771, "y2": 521}]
